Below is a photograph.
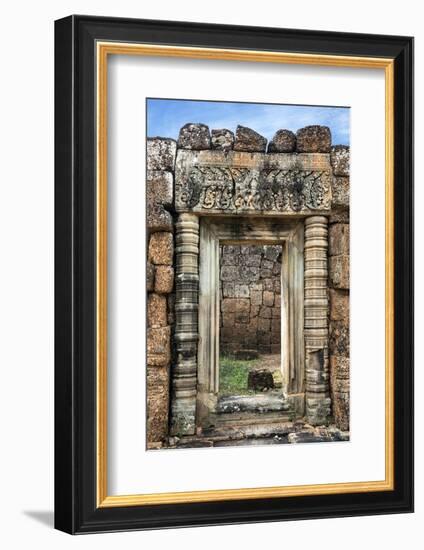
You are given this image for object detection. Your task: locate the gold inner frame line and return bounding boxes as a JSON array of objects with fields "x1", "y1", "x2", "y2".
[{"x1": 96, "y1": 41, "x2": 395, "y2": 508}]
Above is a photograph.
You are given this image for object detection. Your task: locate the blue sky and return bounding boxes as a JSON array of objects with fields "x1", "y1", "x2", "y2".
[{"x1": 147, "y1": 98, "x2": 350, "y2": 146}]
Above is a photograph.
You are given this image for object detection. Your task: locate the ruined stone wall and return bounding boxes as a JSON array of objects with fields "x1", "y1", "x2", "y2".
[
  {"x1": 220, "y1": 244, "x2": 282, "y2": 356},
  {"x1": 328, "y1": 146, "x2": 350, "y2": 431},
  {"x1": 146, "y1": 123, "x2": 350, "y2": 441},
  {"x1": 146, "y1": 138, "x2": 176, "y2": 447}
]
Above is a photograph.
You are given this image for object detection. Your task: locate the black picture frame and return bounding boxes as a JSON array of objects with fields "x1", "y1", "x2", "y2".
[{"x1": 55, "y1": 15, "x2": 414, "y2": 534}]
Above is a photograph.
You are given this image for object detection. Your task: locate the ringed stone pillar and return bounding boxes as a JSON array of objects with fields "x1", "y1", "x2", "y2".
[
  {"x1": 304, "y1": 216, "x2": 331, "y2": 425},
  {"x1": 170, "y1": 213, "x2": 199, "y2": 435}
]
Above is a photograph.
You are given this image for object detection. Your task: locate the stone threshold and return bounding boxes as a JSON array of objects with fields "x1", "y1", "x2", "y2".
[{"x1": 165, "y1": 421, "x2": 350, "y2": 449}]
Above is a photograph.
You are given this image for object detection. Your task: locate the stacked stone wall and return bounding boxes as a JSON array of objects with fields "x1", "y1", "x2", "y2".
[
  {"x1": 328, "y1": 145, "x2": 350, "y2": 431},
  {"x1": 146, "y1": 138, "x2": 177, "y2": 447},
  {"x1": 219, "y1": 244, "x2": 282, "y2": 355}
]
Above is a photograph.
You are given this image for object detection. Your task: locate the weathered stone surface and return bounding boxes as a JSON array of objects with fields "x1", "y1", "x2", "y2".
[
  {"x1": 167, "y1": 293, "x2": 175, "y2": 326},
  {"x1": 329, "y1": 289, "x2": 349, "y2": 321},
  {"x1": 147, "y1": 326, "x2": 171, "y2": 366},
  {"x1": 233, "y1": 125, "x2": 267, "y2": 153},
  {"x1": 248, "y1": 369, "x2": 274, "y2": 391},
  {"x1": 263, "y1": 290, "x2": 274, "y2": 307},
  {"x1": 330, "y1": 145, "x2": 350, "y2": 176},
  {"x1": 217, "y1": 393, "x2": 289, "y2": 414},
  {"x1": 147, "y1": 138, "x2": 177, "y2": 171},
  {"x1": 211, "y1": 128, "x2": 234, "y2": 151},
  {"x1": 329, "y1": 223, "x2": 349, "y2": 256},
  {"x1": 329, "y1": 321, "x2": 350, "y2": 355},
  {"x1": 155, "y1": 265, "x2": 174, "y2": 294},
  {"x1": 296, "y1": 125, "x2": 331, "y2": 153},
  {"x1": 148, "y1": 232, "x2": 174, "y2": 265},
  {"x1": 234, "y1": 284, "x2": 249, "y2": 298},
  {"x1": 332, "y1": 176, "x2": 350, "y2": 209},
  {"x1": 147, "y1": 262, "x2": 155, "y2": 292},
  {"x1": 147, "y1": 364, "x2": 170, "y2": 444},
  {"x1": 329, "y1": 208, "x2": 349, "y2": 224},
  {"x1": 175, "y1": 150, "x2": 332, "y2": 214},
  {"x1": 330, "y1": 355, "x2": 350, "y2": 381},
  {"x1": 234, "y1": 349, "x2": 259, "y2": 360},
  {"x1": 146, "y1": 170, "x2": 174, "y2": 232},
  {"x1": 178, "y1": 123, "x2": 210, "y2": 150},
  {"x1": 147, "y1": 293, "x2": 167, "y2": 327},
  {"x1": 267, "y1": 129, "x2": 296, "y2": 153},
  {"x1": 329, "y1": 255, "x2": 350, "y2": 289}
]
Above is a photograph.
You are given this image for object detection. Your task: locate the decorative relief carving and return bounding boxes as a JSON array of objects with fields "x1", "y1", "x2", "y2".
[{"x1": 175, "y1": 166, "x2": 331, "y2": 213}]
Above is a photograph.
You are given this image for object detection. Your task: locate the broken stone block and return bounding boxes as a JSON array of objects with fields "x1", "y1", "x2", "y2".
[
  {"x1": 147, "y1": 138, "x2": 177, "y2": 171},
  {"x1": 147, "y1": 293, "x2": 167, "y2": 327},
  {"x1": 263, "y1": 290, "x2": 274, "y2": 307},
  {"x1": 330, "y1": 145, "x2": 350, "y2": 176},
  {"x1": 267, "y1": 129, "x2": 296, "y2": 153},
  {"x1": 248, "y1": 369, "x2": 274, "y2": 392},
  {"x1": 329, "y1": 255, "x2": 350, "y2": 289},
  {"x1": 148, "y1": 232, "x2": 174, "y2": 265},
  {"x1": 332, "y1": 176, "x2": 350, "y2": 209},
  {"x1": 329, "y1": 208, "x2": 349, "y2": 224},
  {"x1": 329, "y1": 289, "x2": 349, "y2": 321},
  {"x1": 329, "y1": 223, "x2": 349, "y2": 256},
  {"x1": 211, "y1": 128, "x2": 234, "y2": 151},
  {"x1": 154, "y1": 265, "x2": 174, "y2": 294},
  {"x1": 147, "y1": 203, "x2": 173, "y2": 233},
  {"x1": 296, "y1": 125, "x2": 331, "y2": 153},
  {"x1": 233, "y1": 125, "x2": 267, "y2": 152},
  {"x1": 147, "y1": 326, "x2": 171, "y2": 366},
  {"x1": 177, "y1": 123, "x2": 210, "y2": 150},
  {"x1": 146, "y1": 262, "x2": 155, "y2": 292}
]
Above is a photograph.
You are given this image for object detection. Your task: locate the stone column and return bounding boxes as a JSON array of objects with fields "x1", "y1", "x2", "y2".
[
  {"x1": 304, "y1": 216, "x2": 331, "y2": 425},
  {"x1": 170, "y1": 213, "x2": 199, "y2": 435}
]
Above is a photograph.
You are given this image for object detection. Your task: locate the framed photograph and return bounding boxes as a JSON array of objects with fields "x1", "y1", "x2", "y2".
[{"x1": 54, "y1": 15, "x2": 413, "y2": 533}]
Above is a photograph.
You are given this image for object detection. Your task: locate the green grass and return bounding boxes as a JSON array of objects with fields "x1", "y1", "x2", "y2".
[{"x1": 219, "y1": 356, "x2": 258, "y2": 396}]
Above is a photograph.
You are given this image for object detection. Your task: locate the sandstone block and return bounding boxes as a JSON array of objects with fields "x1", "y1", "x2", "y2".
[
  {"x1": 221, "y1": 265, "x2": 239, "y2": 282},
  {"x1": 271, "y1": 318, "x2": 281, "y2": 333},
  {"x1": 258, "y1": 317, "x2": 271, "y2": 333},
  {"x1": 329, "y1": 255, "x2": 350, "y2": 289},
  {"x1": 233, "y1": 125, "x2": 267, "y2": 152},
  {"x1": 221, "y1": 298, "x2": 237, "y2": 313},
  {"x1": 329, "y1": 208, "x2": 349, "y2": 224},
  {"x1": 178, "y1": 123, "x2": 210, "y2": 150},
  {"x1": 222, "y1": 283, "x2": 235, "y2": 298},
  {"x1": 147, "y1": 326, "x2": 171, "y2": 366},
  {"x1": 267, "y1": 129, "x2": 296, "y2": 153},
  {"x1": 296, "y1": 125, "x2": 331, "y2": 153},
  {"x1": 234, "y1": 284, "x2": 249, "y2": 298},
  {"x1": 155, "y1": 265, "x2": 174, "y2": 294},
  {"x1": 329, "y1": 223, "x2": 349, "y2": 256},
  {"x1": 331, "y1": 176, "x2": 350, "y2": 209},
  {"x1": 329, "y1": 320, "x2": 350, "y2": 355},
  {"x1": 330, "y1": 355, "x2": 350, "y2": 380},
  {"x1": 211, "y1": 128, "x2": 234, "y2": 151},
  {"x1": 147, "y1": 364, "x2": 170, "y2": 443},
  {"x1": 259, "y1": 306, "x2": 271, "y2": 319},
  {"x1": 263, "y1": 290, "x2": 274, "y2": 307},
  {"x1": 147, "y1": 170, "x2": 173, "y2": 207},
  {"x1": 250, "y1": 290, "x2": 263, "y2": 306},
  {"x1": 148, "y1": 232, "x2": 174, "y2": 265},
  {"x1": 147, "y1": 293, "x2": 167, "y2": 327},
  {"x1": 147, "y1": 138, "x2": 177, "y2": 171},
  {"x1": 250, "y1": 305, "x2": 260, "y2": 317},
  {"x1": 262, "y1": 278, "x2": 274, "y2": 291},
  {"x1": 330, "y1": 145, "x2": 350, "y2": 176},
  {"x1": 244, "y1": 254, "x2": 262, "y2": 267},
  {"x1": 147, "y1": 262, "x2": 155, "y2": 292},
  {"x1": 234, "y1": 299, "x2": 250, "y2": 323},
  {"x1": 329, "y1": 289, "x2": 349, "y2": 321},
  {"x1": 240, "y1": 266, "x2": 260, "y2": 282}
]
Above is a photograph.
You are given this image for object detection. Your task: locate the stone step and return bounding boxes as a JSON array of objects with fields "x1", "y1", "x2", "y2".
[{"x1": 216, "y1": 392, "x2": 290, "y2": 414}]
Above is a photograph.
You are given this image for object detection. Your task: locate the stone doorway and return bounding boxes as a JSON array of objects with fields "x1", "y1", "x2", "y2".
[{"x1": 196, "y1": 218, "x2": 304, "y2": 430}]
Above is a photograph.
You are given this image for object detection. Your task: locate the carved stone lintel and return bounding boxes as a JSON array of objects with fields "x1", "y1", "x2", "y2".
[
  {"x1": 304, "y1": 216, "x2": 331, "y2": 425},
  {"x1": 170, "y1": 214, "x2": 199, "y2": 435}
]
